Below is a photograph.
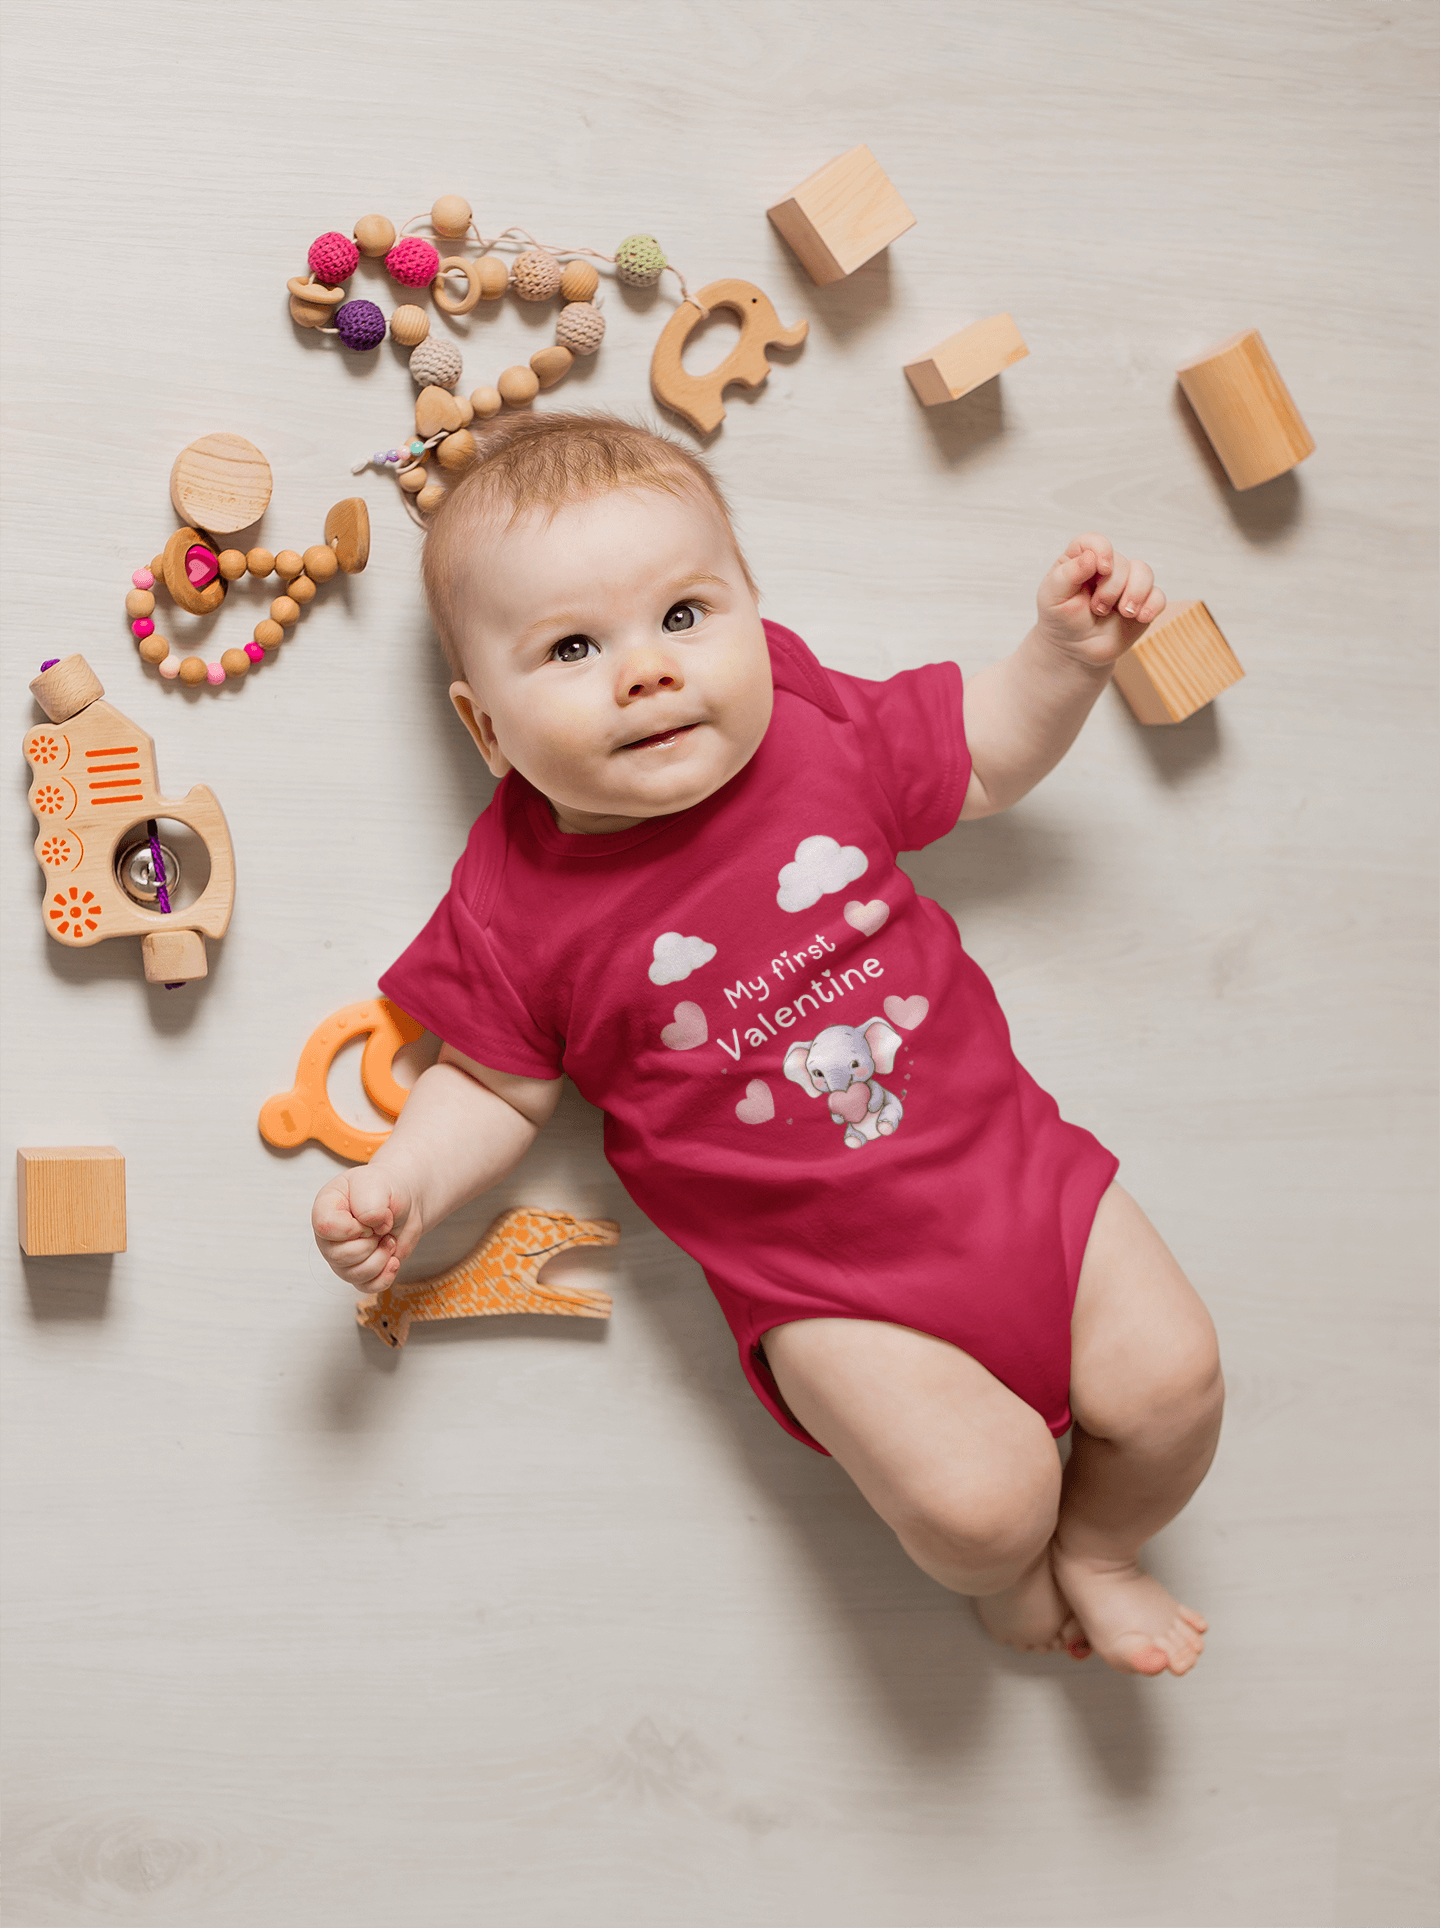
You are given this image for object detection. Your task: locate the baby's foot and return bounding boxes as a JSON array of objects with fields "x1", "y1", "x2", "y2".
[
  {"x1": 1051, "y1": 1545, "x2": 1207, "y2": 1677},
  {"x1": 976, "y1": 1553, "x2": 1090, "y2": 1658}
]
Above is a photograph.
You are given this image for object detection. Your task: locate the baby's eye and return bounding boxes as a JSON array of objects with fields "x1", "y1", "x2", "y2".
[
  {"x1": 550, "y1": 634, "x2": 595, "y2": 665},
  {"x1": 662, "y1": 601, "x2": 701, "y2": 634}
]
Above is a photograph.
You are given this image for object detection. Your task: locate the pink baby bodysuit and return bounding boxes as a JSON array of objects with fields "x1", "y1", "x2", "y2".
[{"x1": 380, "y1": 620, "x2": 1118, "y2": 1451}]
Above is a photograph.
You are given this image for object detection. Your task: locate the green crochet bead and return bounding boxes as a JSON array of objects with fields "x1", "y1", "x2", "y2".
[{"x1": 614, "y1": 232, "x2": 666, "y2": 288}]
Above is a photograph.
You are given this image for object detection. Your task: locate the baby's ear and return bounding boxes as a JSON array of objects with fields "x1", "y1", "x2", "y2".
[{"x1": 450, "y1": 683, "x2": 511, "y2": 779}]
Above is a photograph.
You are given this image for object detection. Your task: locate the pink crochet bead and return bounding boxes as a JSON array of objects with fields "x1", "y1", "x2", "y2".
[
  {"x1": 308, "y1": 230, "x2": 359, "y2": 285},
  {"x1": 132, "y1": 617, "x2": 154, "y2": 638},
  {"x1": 157, "y1": 656, "x2": 180, "y2": 679},
  {"x1": 244, "y1": 641, "x2": 265, "y2": 663},
  {"x1": 206, "y1": 662, "x2": 226, "y2": 685},
  {"x1": 386, "y1": 236, "x2": 440, "y2": 287},
  {"x1": 132, "y1": 567, "x2": 154, "y2": 590}
]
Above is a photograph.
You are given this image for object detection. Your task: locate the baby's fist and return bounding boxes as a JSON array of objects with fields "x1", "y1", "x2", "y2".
[
  {"x1": 1037, "y1": 534, "x2": 1165, "y2": 667},
  {"x1": 312, "y1": 1166, "x2": 417, "y2": 1292}
]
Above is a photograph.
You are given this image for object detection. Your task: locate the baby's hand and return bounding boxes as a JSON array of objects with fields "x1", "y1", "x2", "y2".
[
  {"x1": 1037, "y1": 534, "x2": 1165, "y2": 668},
  {"x1": 312, "y1": 1166, "x2": 418, "y2": 1293}
]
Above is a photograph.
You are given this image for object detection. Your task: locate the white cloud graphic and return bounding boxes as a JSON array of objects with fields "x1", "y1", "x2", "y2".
[
  {"x1": 776, "y1": 834, "x2": 868, "y2": 913},
  {"x1": 648, "y1": 931, "x2": 717, "y2": 985}
]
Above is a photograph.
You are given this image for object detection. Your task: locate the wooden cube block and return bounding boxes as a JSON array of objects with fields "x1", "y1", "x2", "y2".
[
  {"x1": 17, "y1": 1146, "x2": 126, "y2": 1256},
  {"x1": 767, "y1": 144, "x2": 915, "y2": 285},
  {"x1": 904, "y1": 314, "x2": 1029, "y2": 406},
  {"x1": 1112, "y1": 601, "x2": 1244, "y2": 726},
  {"x1": 141, "y1": 928, "x2": 208, "y2": 984},
  {"x1": 1177, "y1": 329, "x2": 1314, "y2": 490}
]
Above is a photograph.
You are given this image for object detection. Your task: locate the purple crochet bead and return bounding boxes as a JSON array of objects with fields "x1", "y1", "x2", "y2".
[{"x1": 333, "y1": 299, "x2": 386, "y2": 352}]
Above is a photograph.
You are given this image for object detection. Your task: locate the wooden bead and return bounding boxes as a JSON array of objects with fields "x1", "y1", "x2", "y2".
[
  {"x1": 178, "y1": 656, "x2": 208, "y2": 686},
  {"x1": 150, "y1": 554, "x2": 165, "y2": 579},
  {"x1": 218, "y1": 550, "x2": 248, "y2": 580},
  {"x1": 390, "y1": 304, "x2": 430, "y2": 347},
  {"x1": 324, "y1": 498, "x2": 371, "y2": 574},
  {"x1": 454, "y1": 392, "x2": 475, "y2": 425},
  {"x1": 476, "y1": 255, "x2": 509, "y2": 299},
  {"x1": 125, "y1": 589, "x2": 155, "y2": 620},
  {"x1": 302, "y1": 544, "x2": 339, "y2": 582},
  {"x1": 415, "y1": 384, "x2": 465, "y2": 438},
  {"x1": 273, "y1": 550, "x2": 303, "y2": 580},
  {"x1": 288, "y1": 573, "x2": 317, "y2": 604},
  {"x1": 417, "y1": 483, "x2": 448, "y2": 514},
  {"x1": 290, "y1": 292, "x2": 333, "y2": 329},
  {"x1": 247, "y1": 548, "x2": 275, "y2": 578},
  {"x1": 530, "y1": 345, "x2": 574, "y2": 390},
  {"x1": 470, "y1": 386, "x2": 502, "y2": 419},
  {"x1": 354, "y1": 215, "x2": 396, "y2": 257},
  {"x1": 270, "y1": 596, "x2": 300, "y2": 626},
  {"x1": 253, "y1": 619, "x2": 284, "y2": 648},
  {"x1": 498, "y1": 365, "x2": 540, "y2": 406},
  {"x1": 287, "y1": 275, "x2": 345, "y2": 309},
  {"x1": 138, "y1": 633, "x2": 170, "y2": 665},
  {"x1": 431, "y1": 194, "x2": 472, "y2": 238},
  {"x1": 399, "y1": 466, "x2": 429, "y2": 493},
  {"x1": 436, "y1": 429, "x2": 477, "y2": 472},
  {"x1": 433, "y1": 257, "x2": 481, "y2": 316},
  {"x1": 221, "y1": 648, "x2": 251, "y2": 679},
  {"x1": 28, "y1": 654, "x2": 103, "y2": 723},
  {"x1": 560, "y1": 259, "x2": 600, "y2": 303}
]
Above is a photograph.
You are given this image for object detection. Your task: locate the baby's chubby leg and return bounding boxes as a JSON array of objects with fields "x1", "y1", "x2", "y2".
[
  {"x1": 762, "y1": 1320, "x2": 1075, "y2": 1652},
  {"x1": 1051, "y1": 1184, "x2": 1224, "y2": 1678}
]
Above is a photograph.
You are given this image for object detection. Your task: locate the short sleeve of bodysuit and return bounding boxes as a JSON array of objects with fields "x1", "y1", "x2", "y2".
[{"x1": 822, "y1": 656, "x2": 971, "y2": 852}]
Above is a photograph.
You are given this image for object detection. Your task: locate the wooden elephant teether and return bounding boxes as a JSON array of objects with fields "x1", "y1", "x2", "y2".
[
  {"x1": 258, "y1": 997, "x2": 424, "y2": 1162},
  {"x1": 25, "y1": 655, "x2": 235, "y2": 985},
  {"x1": 356, "y1": 1206, "x2": 618, "y2": 1346},
  {"x1": 649, "y1": 278, "x2": 808, "y2": 435}
]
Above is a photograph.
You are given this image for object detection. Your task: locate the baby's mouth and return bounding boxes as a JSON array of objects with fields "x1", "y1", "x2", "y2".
[{"x1": 616, "y1": 722, "x2": 699, "y2": 752}]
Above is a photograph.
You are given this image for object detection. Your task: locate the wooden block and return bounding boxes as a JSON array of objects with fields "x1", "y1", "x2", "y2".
[
  {"x1": 169, "y1": 433, "x2": 274, "y2": 536},
  {"x1": 1176, "y1": 329, "x2": 1315, "y2": 490},
  {"x1": 141, "y1": 928, "x2": 207, "y2": 983},
  {"x1": 767, "y1": 144, "x2": 915, "y2": 285},
  {"x1": 1111, "y1": 601, "x2": 1244, "y2": 725},
  {"x1": 904, "y1": 314, "x2": 1029, "y2": 406},
  {"x1": 17, "y1": 1146, "x2": 126, "y2": 1256}
]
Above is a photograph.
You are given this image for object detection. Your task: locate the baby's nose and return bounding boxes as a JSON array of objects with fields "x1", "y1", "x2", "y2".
[{"x1": 619, "y1": 646, "x2": 684, "y2": 699}]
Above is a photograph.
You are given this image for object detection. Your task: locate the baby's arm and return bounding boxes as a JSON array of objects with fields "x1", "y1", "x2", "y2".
[
  {"x1": 311, "y1": 1048, "x2": 562, "y2": 1293},
  {"x1": 960, "y1": 533, "x2": 1165, "y2": 818}
]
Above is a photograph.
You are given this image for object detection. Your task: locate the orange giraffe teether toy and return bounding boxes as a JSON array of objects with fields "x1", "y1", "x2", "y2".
[
  {"x1": 356, "y1": 1207, "x2": 618, "y2": 1346},
  {"x1": 258, "y1": 997, "x2": 424, "y2": 1162},
  {"x1": 649, "y1": 278, "x2": 808, "y2": 435}
]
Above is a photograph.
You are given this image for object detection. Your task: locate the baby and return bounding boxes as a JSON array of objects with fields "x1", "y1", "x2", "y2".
[{"x1": 313, "y1": 414, "x2": 1223, "y2": 1677}]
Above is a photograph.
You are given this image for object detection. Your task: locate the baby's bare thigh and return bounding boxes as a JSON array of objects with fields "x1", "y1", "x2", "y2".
[
  {"x1": 1069, "y1": 1183, "x2": 1223, "y2": 1441},
  {"x1": 762, "y1": 1319, "x2": 1060, "y2": 1541}
]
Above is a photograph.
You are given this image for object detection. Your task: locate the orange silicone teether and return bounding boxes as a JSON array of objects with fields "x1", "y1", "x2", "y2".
[{"x1": 258, "y1": 997, "x2": 424, "y2": 1162}]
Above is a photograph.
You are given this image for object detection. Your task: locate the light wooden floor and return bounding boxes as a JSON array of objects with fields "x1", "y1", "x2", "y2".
[{"x1": 2, "y1": 4, "x2": 1435, "y2": 1923}]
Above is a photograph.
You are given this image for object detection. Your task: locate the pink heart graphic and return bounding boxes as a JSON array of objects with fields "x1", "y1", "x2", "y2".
[
  {"x1": 660, "y1": 1000, "x2": 707, "y2": 1050},
  {"x1": 844, "y1": 898, "x2": 889, "y2": 936},
  {"x1": 828, "y1": 1084, "x2": 871, "y2": 1124},
  {"x1": 735, "y1": 1079, "x2": 774, "y2": 1124},
  {"x1": 186, "y1": 544, "x2": 219, "y2": 588},
  {"x1": 884, "y1": 994, "x2": 929, "y2": 1031}
]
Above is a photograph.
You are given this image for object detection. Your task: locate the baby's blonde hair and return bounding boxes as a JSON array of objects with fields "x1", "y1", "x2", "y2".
[{"x1": 420, "y1": 411, "x2": 757, "y2": 674}]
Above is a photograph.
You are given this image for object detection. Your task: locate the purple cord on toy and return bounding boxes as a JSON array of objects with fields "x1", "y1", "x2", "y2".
[
  {"x1": 145, "y1": 818, "x2": 182, "y2": 987},
  {"x1": 40, "y1": 658, "x2": 59, "y2": 671}
]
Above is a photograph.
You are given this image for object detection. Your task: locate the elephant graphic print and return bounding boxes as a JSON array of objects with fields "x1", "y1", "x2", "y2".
[{"x1": 382, "y1": 621, "x2": 1120, "y2": 1456}]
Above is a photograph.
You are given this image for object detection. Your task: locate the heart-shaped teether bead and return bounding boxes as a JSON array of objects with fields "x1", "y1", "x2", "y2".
[{"x1": 185, "y1": 545, "x2": 220, "y2": 589}]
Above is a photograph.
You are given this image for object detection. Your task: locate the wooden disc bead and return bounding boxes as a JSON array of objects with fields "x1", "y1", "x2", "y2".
[
  {"x1": 221, "y1": 648, "x2": 251, "y2": 678},
  {"x1": 138, "y1": 634, "x2": 170, "y2": 665},
  {"x1": 288, "y1": 573, "x2": 317, "y2": 604},
  {"x1": 400, "y1": 466, "x2": 429, "y2": 493},
  {"x1": 218, "y1": 550, "x2": 248, "y2": 580},
  {"x1": 178, "y1": 656, "x2": 208, "y2": 686},
  {"x1": 270, "y1": 596, "x2": 300, "y2": 626},
  {"x1": 530, "y1": 345, "x2": 574, "y2": 390},
  {"x1": 560, "y1": 259, "x2": 600, "y2": 303},
  {"x1": 470, "y1": 386, "x2": 502, "y2": 419},
  {"x1": 354, "y1": 215, "x2": 396, "y2": 257},
  {"x1": 302, "y1": 544, "x2": 339, "y2": 582},
  {"x1": 254, "y1": 619, "x2": 284, "y2": 648},
  {"x1": 247, "y1": 548, "x2": 275, "y2": 577},
  {"x1": 436, "y1": 429, "x2": 477, "y2": 471},
  {"x1": 476, "y1": 255, "x2": 509, "y2": 299},
  {"x1": 498, "y1": 365, "x2": 540, "y2": 406},
  {"x1": 125, "y1": 588, "x2": 155, "y2": 620},
  {"x1": 274, "y1": 551, "x2": 303, "y2": 580},
  {"x1": 417, "y1": 484, "x2": 448, "y2": 514},
  {"x1": 390, "y1": 305, "x2": 430, "y2": 347}
]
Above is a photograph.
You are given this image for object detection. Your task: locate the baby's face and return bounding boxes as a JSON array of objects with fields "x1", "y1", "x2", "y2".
[{"x1": 449, "y1": 486, "x2": 773, "y2": 834}]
